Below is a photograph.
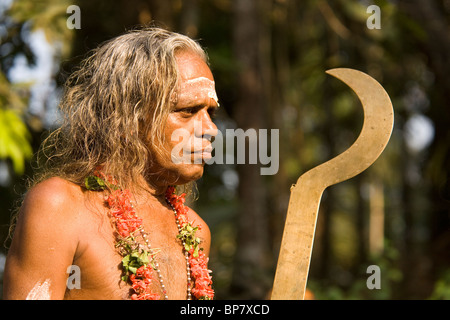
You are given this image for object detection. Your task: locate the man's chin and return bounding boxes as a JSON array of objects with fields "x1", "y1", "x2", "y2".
[
  {"x1": 145, "y1": 159, "x2": 205, "y2": 187},
  {"x1": 168, "y1": 163, "x2": 205, "y2": 185}
]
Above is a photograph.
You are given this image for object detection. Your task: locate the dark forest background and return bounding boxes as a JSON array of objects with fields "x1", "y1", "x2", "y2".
[{"x1": 0, "y1": 0, "x2": 449, "y2": 299}]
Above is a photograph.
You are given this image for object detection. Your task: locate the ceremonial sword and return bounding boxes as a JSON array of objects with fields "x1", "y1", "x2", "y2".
[{"x1": 271, "y1": 68, "x2": 394, "y2": 300}]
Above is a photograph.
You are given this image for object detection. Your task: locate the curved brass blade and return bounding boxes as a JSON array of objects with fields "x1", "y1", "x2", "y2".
[{"x1": 271, "y1": 68, "x2": 394, "y2": 300}]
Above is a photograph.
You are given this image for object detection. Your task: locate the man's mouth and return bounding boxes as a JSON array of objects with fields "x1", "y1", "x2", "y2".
[{"x1": 191, "y1": 145, "x2": 213, "y2": 160}]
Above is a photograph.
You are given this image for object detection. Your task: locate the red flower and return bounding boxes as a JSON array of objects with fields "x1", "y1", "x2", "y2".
[
  {"x1": 107, "y1": 189, "x2": 142, "y2": 238},
  {"x1": 166, "y1": 187, "x2": 215, "y2": 300},
  {"x1": 129, "y1": 266, "x2": 160, "y2": 300},
  {"x1": 102, "y1": 180, "x2": 214, "y2": 300},
  {"x1": 188, "y1": 248, "x2": 214, "y2": 299}
]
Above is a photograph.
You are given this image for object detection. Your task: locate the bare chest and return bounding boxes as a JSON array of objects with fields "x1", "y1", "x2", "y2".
[{"x1": 66, "y1": 203, "x2": 191, "y2": 300}]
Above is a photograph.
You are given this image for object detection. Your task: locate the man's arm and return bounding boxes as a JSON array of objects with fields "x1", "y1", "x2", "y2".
[{"x1": 3, "y1": 178, "x2": 80, "y2": 299}]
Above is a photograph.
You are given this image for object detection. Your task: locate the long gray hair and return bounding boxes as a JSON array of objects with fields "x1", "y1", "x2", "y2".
[{"x1": 37, "y1": 27, "x2": 207, "y2": 191}]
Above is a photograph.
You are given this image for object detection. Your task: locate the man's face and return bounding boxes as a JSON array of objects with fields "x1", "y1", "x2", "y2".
[{"x1": 147, "y1": 50, "x2": 219, "y2": 186}]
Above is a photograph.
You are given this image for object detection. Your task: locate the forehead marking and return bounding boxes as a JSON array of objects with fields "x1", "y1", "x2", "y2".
[
  {"x1": 182, "y1": 77, "x2": 219, "y2": 106},
  {"x1": 185, "y1": 76, "x2": 215, "y2": 86}
]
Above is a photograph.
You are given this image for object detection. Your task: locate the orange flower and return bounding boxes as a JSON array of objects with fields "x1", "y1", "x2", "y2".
[
  {"x1": 107, "y1": 189, "x2": 142, "y2": 238},
  {"x1": 129, "y1": 266, "x2": 160, "y2": 300}
]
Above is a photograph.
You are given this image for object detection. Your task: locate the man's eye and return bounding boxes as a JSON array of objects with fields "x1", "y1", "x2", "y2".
[
  {"x1": 185, "y1": 106, "x2": 202, "y2": 114},
  {"x1": 186, "y1": 107, "x2": 198, "y2": 114},
  {"x1": 180, "y1": 107, "x2": 199, "y2": 114},
  {"x1": 175, "y1": 106, "x2": 217, "y2": 119}
]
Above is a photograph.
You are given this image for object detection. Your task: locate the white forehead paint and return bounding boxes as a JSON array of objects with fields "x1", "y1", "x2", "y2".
[
  {"x1": 185, "y1": 76, "x2": 215, "y2": 86},
  {"x1": 26, "y1": 279, "x2": 52, "y2": 300},
  {"x1": 208, "y1": 91, "x2": 219, "y2": 106},
  {"x1": 183, "y1": 77, "x2": 220, "y2": 106}
]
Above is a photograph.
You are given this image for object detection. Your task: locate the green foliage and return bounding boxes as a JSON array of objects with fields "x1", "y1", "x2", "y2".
[
  {"x1": 84, "y1": 175, "x2": 108, "y2": 191},
  {"x1": 309, "y1": 242, "x2": 403, "y2": 299},
  {"x1": 177, "y1": 223, "x2": 201, "y2": 257},
  {"x1": 0, "y1": 107, "x2": 32, "y2": 174},
  {"x1": 0, "y1": 73, "x2": 32, "y2": 174},
  {"x1": 115, "y1": 235, "x2": 157, "y2": 282},
  {"x1": 84, "y1": 175, "x2": 119, "y2": 191},
  {"x1": 0, "y1": 0, "x2": 76, "y2": 177},
  {"x1": 8, "y1": 0, "x2": 75, "y2": 58},
  {"x1": 429, "y1": 270, "x2": 450, "y2": 300},
  {"x1": 121, "y1": 249, "x2": 151, "y2": 282}
]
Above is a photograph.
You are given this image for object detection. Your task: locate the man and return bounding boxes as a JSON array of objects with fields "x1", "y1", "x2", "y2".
[{"x1": 3, "y1": 28, "x2": 218, "y2": 300}]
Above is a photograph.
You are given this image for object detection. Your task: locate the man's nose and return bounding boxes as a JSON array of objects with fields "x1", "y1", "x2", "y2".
[{"x1": 195, "y1": 110, "x2": 218, "y2": 140}]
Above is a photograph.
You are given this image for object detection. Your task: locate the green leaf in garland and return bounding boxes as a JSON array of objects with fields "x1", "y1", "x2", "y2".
[
  {"x1": 193, "y1": 245, "x2": 199, "y2": 258},
  {"x1": 120, "y1": 248, "x2": 154, "y2": 283},
  {"x1": 128, "y1": 266, "x2": 137, "y2": 274},
  {"x1": 139, "y1": 251, "x2": 150, "y2": 265},
  {"x1": 84, "y1": 175, "x2": 107, "y2": 191},
  {"x1": 122, "y1": 254, "x2": 131, "y2": 266}
]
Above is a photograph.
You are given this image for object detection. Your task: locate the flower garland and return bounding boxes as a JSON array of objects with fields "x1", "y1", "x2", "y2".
[
  {"x1": 84, "y1": 171, "x2": 214, "y2": 300},
  {"x1": 166, "y1": 186, "x2": 214, "y2": 299}
]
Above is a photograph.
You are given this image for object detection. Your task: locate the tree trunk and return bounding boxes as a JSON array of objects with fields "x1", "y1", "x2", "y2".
[
  {"x1": 229, "y1": 0, "x2": 271, "y2": 299},
  {"x1": 399, "y1": 0, "x2": 450, "y2": 298},
  {"x1": 180, "y1": 0, "x2": 199, "y2": 37}
]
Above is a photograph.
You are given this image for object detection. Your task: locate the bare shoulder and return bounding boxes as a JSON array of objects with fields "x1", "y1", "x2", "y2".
[
  {"x1": 186, "y1": 206, "x2": 211, "y2": 254},
  {"x1": 15, "y1": 177, "x2": 87, "y2": 235},
  {"x1": 16, "y1": 177, "x2": 85, "y2": 230},
  {"x1": 3, "y1": 177, "x2": 86, "y2": 299},
  {"x1": 23, "y1": 176, "x2": 83, "y2": 208},
  {"x1": 186, "y1": 207, "x2": 210, "y2": 234}
]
